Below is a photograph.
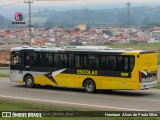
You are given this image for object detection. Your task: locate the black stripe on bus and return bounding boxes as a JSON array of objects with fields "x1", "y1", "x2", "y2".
[
  {"x1": 11, "y1": 67, "x2": 131, "y2": 78},
  {"x1": 44, "y1": 73, "x2": 58, "y2": 85},
  {"x1": 61, "y1": 69, "x2": 131, "y2": 78}
]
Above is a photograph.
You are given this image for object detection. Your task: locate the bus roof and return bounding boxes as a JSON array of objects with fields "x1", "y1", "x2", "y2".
[{"x1": 10, "y1": 46, "x2": 156, "y2": 54}]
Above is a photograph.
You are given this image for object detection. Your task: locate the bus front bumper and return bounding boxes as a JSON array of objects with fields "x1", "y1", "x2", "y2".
[{"x1": 140, "y1": 81, "x2": 157, "y2": 90}]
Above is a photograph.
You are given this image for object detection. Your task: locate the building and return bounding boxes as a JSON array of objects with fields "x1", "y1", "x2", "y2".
[{"x1": 77, "y1": 24, "x2": 87, "y2": 32}]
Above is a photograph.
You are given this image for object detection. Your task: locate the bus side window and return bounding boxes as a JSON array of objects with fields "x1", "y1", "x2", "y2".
[
  {"x1": 87, "y1": 55, "x2": 99, "y2": 69},
  {"x1": 59, "y1": 54, "x2": 68, "y2": 68},
  {"x1": 75, "y1": 55, "x2": 85, "y2": 69},
  {"x1": 100, "y1": 55, "x2": 109, "y2": 70},
  {"x1": 48, "y1": 53, "x2": 53, "y2": 66},
  {"x1": 75, "y1": 55, "x2": 81, "y2": 68},
  {"x1": 130, "y1": 57, "x2": 135, "y2": 71},
  {"x1": 69, "y1": 54, "x2": 74, "y2": 68},
  {"x1": 43, "y1": 53, "x2": 49, "y2": 67},
  {"x1": 100, "y1": 56, "x2": 105, "y2": 70},
  {"x1": 25, "y1": 53, "x2": 33, "y2": 66},
  {"x1": 117, "y1": 56, "x2": 123, "y2": 71},
  {"x1": 108, "y1": 56, "x2": 116, "y2": 71},
  {"x1": 11, "y1": 55, "x2": 23, "y2": 65},
  {"x1": 34, "y1": 52, "x2": 41, "y2": 66},
  {"x1": 124, "y1": 57, "x2": 129, "y2": 71},
  {"x1": 53, "y1": 53, "x2": 59, "y2": 68}
]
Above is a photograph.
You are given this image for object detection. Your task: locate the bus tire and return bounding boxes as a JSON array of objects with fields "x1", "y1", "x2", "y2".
[
  {"x1": 24, "y1": 75, "x2": 35, "y2": 88},
  {"x1": 84, "y1": 79, "x2": 96, "y2": 93}
]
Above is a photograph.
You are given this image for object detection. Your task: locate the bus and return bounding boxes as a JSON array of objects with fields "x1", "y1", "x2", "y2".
[{"x1": 10, "y1": 46, "x2": 158, "y2": 93}]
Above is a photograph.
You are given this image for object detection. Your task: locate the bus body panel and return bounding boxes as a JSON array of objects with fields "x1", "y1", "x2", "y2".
[
  {"x1": 138, "y1": 52, "x2": 158, "y2": 89},
  {"x1": 10, "y1": 70, "x2": 23, "y2": 82},
  {"x1": 10, "y1": 47, "x2": 158, "y2": 91},
  {"x1": 101, "y1": 77, "x2": 133, "y2": 90}
]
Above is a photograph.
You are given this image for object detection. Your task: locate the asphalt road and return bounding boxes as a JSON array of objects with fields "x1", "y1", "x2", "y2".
[
  {"x1": 0, "y1": 69, "x2": 9, "y2": 74},
  {"x1": 0, "y1": 78, "x2": 160, "y2": 111}
]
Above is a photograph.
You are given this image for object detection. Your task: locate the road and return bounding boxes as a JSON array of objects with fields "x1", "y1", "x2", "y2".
[
  {"x1": 0, "y1": 78, "x2": 160, "y2": 111},
  {"x1": 0, "y1": 69, "x2": 9, "y2": 74}
]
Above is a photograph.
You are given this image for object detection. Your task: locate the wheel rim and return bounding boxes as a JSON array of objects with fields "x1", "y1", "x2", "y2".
[
  {"x1": 86, "y1": 82, "x2": 93, "y2": 91},
  {"x1": 27, "y1": 78, "x2": 32, "y2": 86}
]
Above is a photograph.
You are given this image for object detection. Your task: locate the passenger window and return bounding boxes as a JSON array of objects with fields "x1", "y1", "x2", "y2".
[
  {"x1": 100, "y1": 55, "x2": 135, "y2": 72},
  {"x1": 100, "y1": 55, "x2": 109, "y2": 70},
  {"x1": 54, "y1": 53, "x2": 59, "y2": 67},
  {"x1": 75, "y1": 55, "x2": 81, "y2": 68},
  {"x1": 108, "y1": 56, "x2": 116, "y2": 70},
  {"x1": 25, "y1": 53, "x2": 34, "y2": 66},
  {"x1": 124, "y1": 57, "x2": 129, "y2": 71},
  {"x1": 117, "y1": 56, "x2": 123, "y2": 71},
  {"x1": 130, "y1": 57, "x2": 134, "y2": 71},
  {"x1": 87, "y1": 55, "x2": 99, "y2": 69},
  {"x1": 69, "y1": 54, "x2": 74, "y2": 68},
  {"x1": 42, "y1": 53, "x2": 49, "y2": 67},
  {"x1": 75, "y1": 55, "x2": 88, "y2": 69},
  {"x1": 48, "y1": 53, "x2": 53, "y2": 66},
  {"x1": 11, "y1": 55, "x2": 23, "y2": 65}
]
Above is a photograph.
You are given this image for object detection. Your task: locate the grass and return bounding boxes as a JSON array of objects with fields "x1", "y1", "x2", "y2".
[
  {"x1": 108, "y1": 43, "x2": 160, "y2": 50},
  {"x1": 0, "y1": 99, "x2": 77, "y2": 111},
  {"x1": 0, "y1": 99, "x2": 160, "y2": 120},
  {"x1": 156, "y1": 81, "x2": 160, "y2": 89},
  {"x1": 0, "y1": 74, "x2": 9, "y2": 78},
  {"x1": 0, "y1": 67, "x2": 9, "y2": 70}
]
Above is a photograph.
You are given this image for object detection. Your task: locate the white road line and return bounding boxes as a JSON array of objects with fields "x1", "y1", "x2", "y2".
[{"x1": 0, "y1": 95, "x2": 146, "y2": 111}]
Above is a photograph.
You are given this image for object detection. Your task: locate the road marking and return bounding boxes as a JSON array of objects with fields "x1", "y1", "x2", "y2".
[{"x1": 0, "y1": 95, "x2": 146, "y2": 111}]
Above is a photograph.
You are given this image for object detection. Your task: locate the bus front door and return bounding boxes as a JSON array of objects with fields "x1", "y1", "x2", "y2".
[{"x1": 10, "y1": 53, "x2": 24, "y2": 82}]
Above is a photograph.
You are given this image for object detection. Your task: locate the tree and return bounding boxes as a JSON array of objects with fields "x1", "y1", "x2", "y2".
[
  {"x1": 74, "y1": 27, "x2": 80, "y2": 32},
  {"x1": 102, "y1": 30, "x2": 113, "y2": 36},
  {"x1": 70, "y1": 41, "x2": 82, "y2": 46}
]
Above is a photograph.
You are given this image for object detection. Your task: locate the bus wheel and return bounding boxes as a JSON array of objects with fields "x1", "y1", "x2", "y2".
[
  {"x1": 84, "y1": 79, "x2": 96, "y2": 93},
  {"x1": 25, "y1": 75, "x2": 35, "y2": 88}
]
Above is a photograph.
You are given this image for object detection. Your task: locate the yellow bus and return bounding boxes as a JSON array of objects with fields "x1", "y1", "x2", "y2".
[{"x1": 10, "y1": 46, "x2": 158, "y2": 93}]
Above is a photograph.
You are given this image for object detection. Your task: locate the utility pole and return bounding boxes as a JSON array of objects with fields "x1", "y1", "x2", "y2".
[
  {"x1": 126, "y1": 0, "x2": 131, "y2": 28},
  {"x1": 24, "y1": 0, "x2": 33, "y2": 46}
]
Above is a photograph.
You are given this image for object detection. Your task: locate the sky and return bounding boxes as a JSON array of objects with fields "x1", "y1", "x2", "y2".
[
  {"x1": 0, "y1": 0, "x2": 158, "y2": 19},
  {"x1": 0, "y1": 0, "x2": 158, "y2": 6}
]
